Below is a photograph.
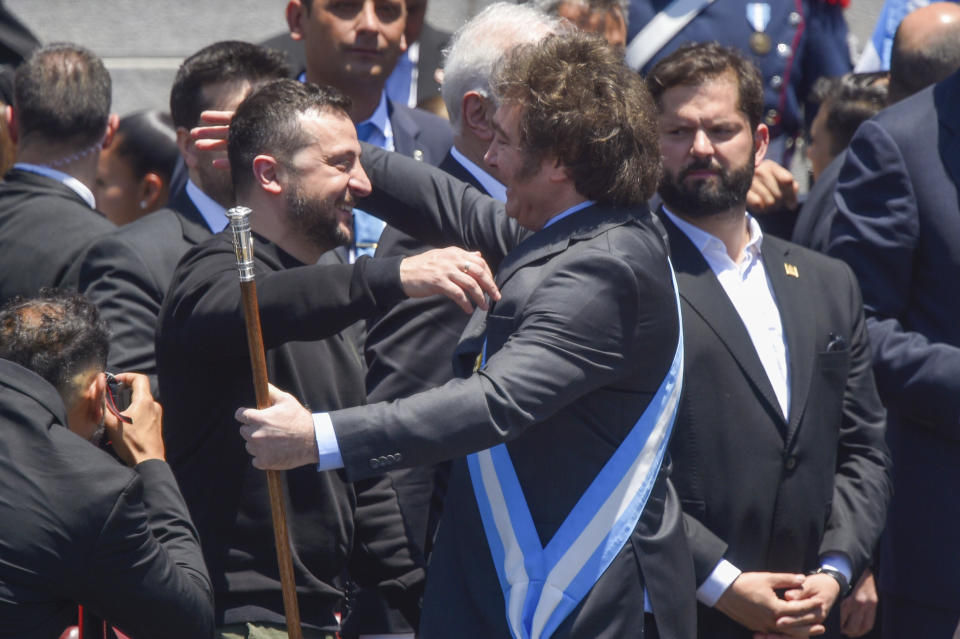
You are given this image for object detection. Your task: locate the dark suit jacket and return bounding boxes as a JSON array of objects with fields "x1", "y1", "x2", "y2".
[
  {"x1": 366, "y1": 151, "x2": 487, "y2": 433},
  {"x1": 0, "y1": 359, "x2": 213, "y2": 639},
  {"x1": 156, "y1": 232, "x2": 424, "y2": 629},
  {"x1": 659, "y1": 213, "x2": 890, "y2": 638},
  {"x1": 73, "y1": 188, "x2": 211, "y2": 394},
  {"x1": 388, "y1": 98, "x2": 451, "y2": 164},
  {"x1": 0, "y1": 168, "x2": 114, "y2": 305},
  {"x1": 328, "y1": 146, "x2": 697, "y2": 639},
  {"x1": 828, "y1": 69, "x2": 960, "y2": 613},
  {"x1": 345, "y1": 151, "x2": 488, "y2": 636},
  {"x1": 791, "y1": 152, "x2": 844, "y2": 252}
]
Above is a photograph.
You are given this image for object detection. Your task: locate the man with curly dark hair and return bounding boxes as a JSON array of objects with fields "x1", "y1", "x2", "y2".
[{"x1": 236, "y1": 32, "x2": 696, "y2": 639}]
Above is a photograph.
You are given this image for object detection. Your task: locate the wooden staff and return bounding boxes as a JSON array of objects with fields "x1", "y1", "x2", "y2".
[{"x1": 227, "y1": 206, "x2": 303, "y2": 638}]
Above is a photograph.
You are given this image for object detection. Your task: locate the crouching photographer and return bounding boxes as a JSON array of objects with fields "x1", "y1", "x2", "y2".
[{"x1": 0, "y1": 290, "x2": 213, "y2": 639}]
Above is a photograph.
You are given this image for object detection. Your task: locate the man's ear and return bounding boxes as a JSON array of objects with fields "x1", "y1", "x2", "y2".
[
  {"x1": 5, "y1": 104, "x2": 16, "y2": 144},
  {"x1": 66, "y1": 371, "x2": 105, "y2": 436},
  {"x1": 462, "y1": 92, "x2": 493, "y2": 143},
  {"x1": 101, "y1": 113, "x2": 120, "y2": 150},
  {"x1": 754, "y1": 122, "x2": 770, "y2": 165},
  {"x1": 176, "y1": 127, "x2": 198, "y2": 169},
  {"x1": 86, "y1": 372, "x2": 106, "y2": 425},
  {"x1": 252, "y1": 154, "x2": 282, "y2": 195},
  {"x1": 286, "y1": 0, "x2": 306, "y2": 41},
  {"x1": 545, "y1": 154, "x2": 570, "y2": 184}
]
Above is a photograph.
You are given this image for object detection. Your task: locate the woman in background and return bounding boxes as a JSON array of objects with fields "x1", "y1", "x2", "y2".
[{"x1": 95, "y1": 110, "x2": 178, "y2": 226}]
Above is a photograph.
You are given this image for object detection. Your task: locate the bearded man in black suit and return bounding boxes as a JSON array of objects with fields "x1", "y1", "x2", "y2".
[{"x1": 646, "y1": 43, "x2": 890, "y2": 639}]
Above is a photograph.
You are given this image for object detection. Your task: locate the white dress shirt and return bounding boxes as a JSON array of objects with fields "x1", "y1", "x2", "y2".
[{"x1": 661, "y1": 207, "x2": 851, "y2": 604}]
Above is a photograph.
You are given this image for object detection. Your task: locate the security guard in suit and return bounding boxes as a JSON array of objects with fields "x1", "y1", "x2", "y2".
[{"x1": 627, "y1": 0, "x2": 852, "y2": 164}]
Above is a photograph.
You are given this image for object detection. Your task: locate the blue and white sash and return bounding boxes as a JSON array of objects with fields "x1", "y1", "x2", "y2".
[{"x1": 467, "y1": 262, "x2": 683, "y2": 639}]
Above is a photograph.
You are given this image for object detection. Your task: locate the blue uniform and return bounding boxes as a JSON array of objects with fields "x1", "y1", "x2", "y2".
[{"x1": 629, "y1": 0, "x2": 851, "y2": 162}]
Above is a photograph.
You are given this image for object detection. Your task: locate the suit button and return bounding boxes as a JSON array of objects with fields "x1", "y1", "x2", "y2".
[
  {"x1": 785, "y1": 456, "x2": 797, "y2": 471},
  {"x1": 394, "y1": 452, "x2": 402, "y2": 463},
  {"x1": 369, "y1": 457, "x2": 380, "y2": 469}
]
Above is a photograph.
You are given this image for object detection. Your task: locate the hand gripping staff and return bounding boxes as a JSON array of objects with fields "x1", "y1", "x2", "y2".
[{"x1": 227, "y1": 206, "x2": 303, "y2": 638}]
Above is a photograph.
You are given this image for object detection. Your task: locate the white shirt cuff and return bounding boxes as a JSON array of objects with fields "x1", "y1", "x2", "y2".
[
  {"x1": 697, "y1": 559, "x2": 742, "y2": 607},
  {"x1": 312, "y1": 412, "x2": 344, "y2": 471},
  {"x1": 820, "y1": 553, "x2": 853, "y2": 584}
]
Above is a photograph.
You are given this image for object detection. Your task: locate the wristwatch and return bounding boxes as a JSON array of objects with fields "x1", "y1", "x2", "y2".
[{"x1": 809, "y1": 567, "x2": 851, "y2": 597}]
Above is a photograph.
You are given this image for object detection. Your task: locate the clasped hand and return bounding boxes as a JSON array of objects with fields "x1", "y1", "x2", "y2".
[{"x1": 715, "y1": 571, "x2": 840, "y2": 638}]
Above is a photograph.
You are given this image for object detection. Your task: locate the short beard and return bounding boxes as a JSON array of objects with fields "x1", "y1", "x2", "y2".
[
  {"x1": 285, "y1": 180, "x2": 352, "y2": 253},
  {"x1": 658, "y1": 155, "x2": 754, "y2": 219}
]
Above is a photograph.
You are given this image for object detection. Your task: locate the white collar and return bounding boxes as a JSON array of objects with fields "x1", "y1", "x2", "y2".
[
  {"x1": 450, "y1": 146, "x2": 507, "y2": 203},
  {"x1": 186, "y1": 179, "x2": 228, "y2": 233},
  {"x1": 13, "y1": 162, "x2": 96, "y2": 209},
  {"x1": 661, "y1": 207, "x2": 763, "y2": 264}
]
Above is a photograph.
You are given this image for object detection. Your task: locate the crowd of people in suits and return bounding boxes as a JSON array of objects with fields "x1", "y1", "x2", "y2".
[{"x1": 0, "y1": 1, "x2": 959, "y2": 638}]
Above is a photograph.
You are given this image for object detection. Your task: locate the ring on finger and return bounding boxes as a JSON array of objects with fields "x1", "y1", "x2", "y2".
[{"x1": 461, "y1": 262, "x2": 471, "y2": 273}]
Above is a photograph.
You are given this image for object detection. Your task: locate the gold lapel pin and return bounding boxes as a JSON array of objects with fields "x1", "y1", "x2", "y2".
[{"x1": 784, "y1": 263, "x2": 799, "y2": 278}]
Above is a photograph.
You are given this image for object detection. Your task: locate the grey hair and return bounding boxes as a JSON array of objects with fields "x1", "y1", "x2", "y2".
[{"x1": 441, "y1": 2, "x2": 564, "y2": 130}]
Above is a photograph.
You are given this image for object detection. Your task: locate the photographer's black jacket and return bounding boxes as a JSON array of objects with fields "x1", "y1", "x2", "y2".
[{"x1": 0, "y1": 359, "x2": 213, "y2": 638}]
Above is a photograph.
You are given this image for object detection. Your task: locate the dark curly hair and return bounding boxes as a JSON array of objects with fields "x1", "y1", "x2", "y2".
[
  {"x1": 491, "y1": 31, "x2": 661, "y2": 206},
  {"x1": 0, "y1": 290, "x2": 109, "y2": 404}
]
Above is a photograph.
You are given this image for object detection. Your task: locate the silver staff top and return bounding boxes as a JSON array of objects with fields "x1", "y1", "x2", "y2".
[{"x1": 227, "y1": 206, "x2": 256, "y2": 282}]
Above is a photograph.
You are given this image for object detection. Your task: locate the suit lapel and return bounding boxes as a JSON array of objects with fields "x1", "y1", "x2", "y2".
[
  {"x1": 762, "y1": 237, "x2": 816, "y2": 445},
  {"x1": 169, "y1": 188, "x2": 214, "y2": 245},
  {"x1": 388, "y1": 99, "x2": 419, "y2": 157},
  {"x1": 659, "y1": 211, "x2": 786, "y2": 431},
  {"x1": 495, "y1": 204, "x2": 632, "y2": 288},
  {"x1": 454, "y1": 205, "x2": 635, "y2": 375}
]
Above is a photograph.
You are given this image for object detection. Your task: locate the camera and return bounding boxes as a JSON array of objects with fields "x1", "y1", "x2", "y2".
[{"x1": 105, "y1": 372, "x2": 132, "y2": 413}]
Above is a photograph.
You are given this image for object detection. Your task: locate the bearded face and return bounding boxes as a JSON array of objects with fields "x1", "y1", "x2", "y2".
[
  {"x1": 284, "y1": 175, "x2": 354, "y2": 252},
  {"x1": 658, "y1": 153, "x2": 755, "y2": 219}
]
